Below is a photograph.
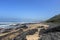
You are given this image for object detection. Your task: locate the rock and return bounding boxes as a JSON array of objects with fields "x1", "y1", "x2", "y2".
[{"x1": 39, "y1": 25, "x2": 60, "y2": 40}]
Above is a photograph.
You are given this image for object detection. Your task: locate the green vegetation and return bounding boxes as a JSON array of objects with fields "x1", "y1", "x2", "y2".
[{"x1": 46, "y1": 14, "x2": 60, "y2": 23}]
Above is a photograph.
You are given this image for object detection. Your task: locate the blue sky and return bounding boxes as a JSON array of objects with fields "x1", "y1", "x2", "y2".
[{"x1": 0, "y1": 0, "x2": 60, "y2": 20}]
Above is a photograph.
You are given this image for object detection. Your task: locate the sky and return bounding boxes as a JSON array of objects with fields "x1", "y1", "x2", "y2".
[{"x1": 0, "y1": 0, "x2": 60, "y2": 21}]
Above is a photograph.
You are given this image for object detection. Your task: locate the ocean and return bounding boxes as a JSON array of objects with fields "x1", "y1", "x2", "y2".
[{"x1": 0, "y1": 22, "x2": 21, "y2": 29}]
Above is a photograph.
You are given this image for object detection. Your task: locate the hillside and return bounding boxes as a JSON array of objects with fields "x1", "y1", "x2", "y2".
[{"x1": 46, "y1": 14, "x2": 60, "y2": 23}]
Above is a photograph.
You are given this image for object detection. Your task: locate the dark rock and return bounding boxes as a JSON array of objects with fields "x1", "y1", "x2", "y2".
[
  {"x1": 27, "y1": 29, "x2": 38, "y2": 35},
  {"x1": 39, "y1": 25, "x2": 60, "y2": 40}
]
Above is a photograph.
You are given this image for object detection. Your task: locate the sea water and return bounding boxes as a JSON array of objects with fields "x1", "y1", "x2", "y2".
[{"x1": 0, "y1": 22, "x2": 20, "y2": 29}]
